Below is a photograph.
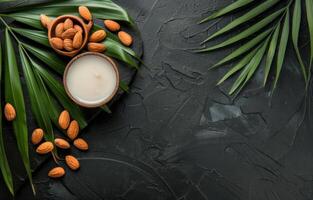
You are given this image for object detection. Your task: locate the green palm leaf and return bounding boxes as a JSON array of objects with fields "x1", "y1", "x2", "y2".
[
  {"x1": 3, "y1": 29, "x2": 35, "y2": 194},
  {"x1": 305, "y1": 0, "x2": 313, "y2": 65},
  {"x1": 12, "y1": 27, "x2": 49, "y2": 47},
  {"x1": 0, "y1": 40, "x2": 14, "y2": 196}
]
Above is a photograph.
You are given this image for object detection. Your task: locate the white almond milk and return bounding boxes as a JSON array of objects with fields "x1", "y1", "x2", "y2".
[{"x1": 66, "y1": 54, "x2": 118, "y2": 106}]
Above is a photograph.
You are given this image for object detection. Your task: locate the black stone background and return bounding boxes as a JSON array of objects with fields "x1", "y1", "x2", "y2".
[{"x1": 1, "y1": 0, "x2": 313, "y2": 199}]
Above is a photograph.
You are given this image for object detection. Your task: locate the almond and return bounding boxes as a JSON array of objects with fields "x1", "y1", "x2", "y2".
[
  {"x1": 36, "y1": 141, "x2": 54, "y2": 154},
  {"x1": 86, "y1": 21, "x2": 93, "y2": 32},
  {"x1": 55, "y1": 22, "x2": 64, "y2": 38},
  {"x1": 78, "y1": 6, "x2": 92, "y2": 21},
  {"x1": 73, "y1": 31, "x2": 83, "y2": 49},
  {"x1": 67, "y1": 120, "x2": 79, "y2": 140},
  {"x1": 104, "y1": 20, "x2": 120, "y2": 32},
  {"x1": 31, "y1": 128, "x2": 44, "y2": 145},
  {"x1": 89, "y1": 30, "x2": 106, "y2": 42},
  {"x1": 65, "y1": 155, "x2": 80, "y2": 170},
  {"x1": 87, "y1": 43, "x2": 106, "y2": 53},
  {"x1": 62, "y1": 28, "x2": 77, "y2": 39},
  {"x1": 48, "y1": 167, "x2": 65, "y2": 178},
  {"x1": 4, "y1": 103, "x2": 16, "y2": 121},
  {"x1": 73, "y1": 138, "x2": 89, "y2": 151},
  {"x1": 40, "y1": 14, "x2": 51, "y2": 29},
  {"x1": 50, "y1": 37, "x2": 63, "y2": 50},
  {"x1": 64, "y1": 18, "x2": 73, "y2": 30},
  {"x1": 118, "y1": 31, "x2": 133, "y2": 46},
  {"x1": 54, "y1": 138, "x2": 70, "y2": 149},
  {"x1": 58, "y1": 110, "x2": 70, "y2": 129},
  {"x1": 64, "y1": 39, "x2": 74, "y2": 51},
  {"x1": 74, "y1": 24, "x2": 83, "y2": 33}
]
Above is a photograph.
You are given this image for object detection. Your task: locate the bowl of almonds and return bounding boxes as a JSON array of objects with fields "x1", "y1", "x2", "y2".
[{"x1": 48, "y1": 15, "x2": 89, "y2": 57}]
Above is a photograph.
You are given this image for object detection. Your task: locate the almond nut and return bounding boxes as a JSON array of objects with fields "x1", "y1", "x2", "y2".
[
  {"x1": 62, "y1": 28, "x2": 77, "y2": 39},
  {"x1": 64, "y1": 18, "x2": 73, "y2": 30},
  {"x1": 87, "y1": 43, "x2": 106, "y2": 53},
  {"x1": 65, "y1": 155, "x2": 80, "y2": 170},
  {"x1": 86, "y1": 21, "x2": 93, "y2": 32},
  {"x1": 50, "y1": 37, "x2": 63, "y2": 50},
  {"x1": 64, "y1": 39, "x2": 74, "y2": 51},
  {"x1": 78, "y1": 6, "x2": 92, "y2": 21},
  {"x1": 31, "y1": 128, "x2": 44, "y2": 145},
  {"x1": 118, "y1": 31, "x2": 133, "y2": 46},
  {"x1": 40, "y1": 14, "x2": 51, "y2": 29},
  {"x1": 54, "y1": 138, "x2": 70, "y2": 149},
  {"x1": 74, "y1": 24, "x2": 83, "y2": 33},
  {"x1": 104, "y1": 20, "x2": 120, "y2": 32},
  {"x1": 48, "y1": 167, "x2": 65, "y2": 178},
  {"x1": 73, "y1": 138, "x2": 89, "y2": 151},
  {"x1": 73, "y1": 31, "x2": 83, "y2": 49},
  {"x1": 4, "y1": 103, "x2": 16, "y2": 121},
  {"x1": 58, "y1": 110, "x2": 70, "y2": 129},
  {"x1": 36, "y1": 141, "x2": 54, "y2": 154},
  {"x1": 67, "y1": 120, "x2": 79, "y2": 140},
  {"x1": 89, "y1": 30, "x2": 106, "y2": 42},
  {"x1": 55, "y1": 22, "x2": 64, "y2": 38}
]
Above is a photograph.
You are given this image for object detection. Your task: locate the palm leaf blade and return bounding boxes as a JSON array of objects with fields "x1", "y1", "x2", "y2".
[{"x1": 305, "y1": 0, "x2": 313, "y2": 64}]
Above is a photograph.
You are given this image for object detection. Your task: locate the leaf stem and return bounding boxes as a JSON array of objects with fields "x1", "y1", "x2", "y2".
[{"x1": 0, "y1": 17, "x2": 21, "y2": 44}]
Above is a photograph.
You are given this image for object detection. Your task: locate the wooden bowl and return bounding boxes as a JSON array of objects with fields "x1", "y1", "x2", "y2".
[
  {"x1": 48, "y1": 15, "x2": 88, "y2": 57},
  {"x1": 63, "y1": 52, "x2": 120, "y2": 108}
]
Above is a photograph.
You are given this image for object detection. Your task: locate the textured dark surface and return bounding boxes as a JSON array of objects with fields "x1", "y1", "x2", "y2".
[{"x1": 1, "y1": 0, "x2": 313, "y2": 199}]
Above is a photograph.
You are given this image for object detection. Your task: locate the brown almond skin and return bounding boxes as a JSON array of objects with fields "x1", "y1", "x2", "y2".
[
  {"x1": 73, "y1": 31, "x2": 83, "y2": 49},
  {"x1": 55, "y1": 22, "x2": 64, "y2": 38},
  {"x1": 65, "y1": 155, "x2": 80, "y2": 170},
  {"x1": 4, "y1": 103, "x2": 16, "y2": 121},
  {"x1": 64, "y1": 39, "x2": 74, "y2": 51},
  {"x1": 86, "y1": 21, "x2": 93, "y2": 33},
  {"x1": 50, "y1": 37, "x2": 63, "y2": 50},
  {"x1": 64, "y1": 18, "x2": 73, "y2": 30},
  {"x1": 58, "y1": 110, "x2": 70, "y2": 129},
  {"x1": 89, "y1": 30, "x2": 106, "y2": 42},
  {"x1": 67, "y1": 120, "x2": 79, "y2": 140},
  {"x1": 31, "y1": 128, "x2": 44, "y2": 145},
  {"x1": 62, "y1": 28, "x2": 77, "y2": 39},
  {"x1": 118, "y1": 31, "x2": 133, "y2": 46},
  {"x1": 48, "y1": 167, "x2": 65, "y2": 178},
  {"x1": 54, "y1": 138, "x2": 70, "y2": 149},
  {"x1": 74, "y1": 25, "x2": 83, "y2": 33},
  {"x1": 87, "y1": 43, "x2": 106, "y2": 53},
  {"x1": 36, "y1": 141, "x2": 54, "y2": 154},
  {"x1": 104, "y1": 20, "x2": 120, "y2": 32},
  {"x1": 40, "y1": 14, "x2": 51, "y2": 29},
  {"x1": 78, "y1": 6, "x2": 92, "y2": 21},
  {"x1": 73, "y1": 138, "x2": 89, "y2": 151}
]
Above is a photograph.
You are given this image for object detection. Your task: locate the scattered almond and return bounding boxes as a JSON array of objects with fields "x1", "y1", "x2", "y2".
[
  {"x1": 64, "y1": 39, "x2": 74, "y2": 51},
  {"x1": 74, "y1": 24, "x2": 83, "y2": 33},
  {"x1": 67, "y1": 120, "x2": 79, "y2": 140},
  {"x1": 73, "y1": 31, "x2": 83, "y2": 49},
  {"x1": 54, "y1": 138, "x2": 70, "y2": 149},
  {"x1": 89, "y1": 30, "x2": 106, "y2": 42},
  {"x1": 65, "y1": 155, "x2": 80, "y2": 170},
  {"x1": 31, "y1": 128, "x2": 44, "y2": 145},
  {"x1": 4, "y1": 103, "x2": 16, "y2": 121},
  {"x1": 55, "y1": 23, "x2": 64, "y2": 38},
  {"x1": 86, "y1": 21, "x2": 93, "y2": 32},
  {"x1": 40, "y1": 14, "x2": 51, "y2": 29},
  {"x1": 78, "y1": 6, "x2": 92, "y2": 21},
  {"x1": 104, "y1": 20, "x2": 120, "y2": 32},
  {"x1": 62, "y1": 28, "x2": 77, "y2": 39},
  {"x1": 118, "y1": 31, "x2": 133, "y2": 46},
  {"x1": 48, "y1": 167, "x2": 65, "y2": 178},
  {"x1": 36, "y1": 141, "x2": 54, "y2": 154},
  {"x1": 64, "y1": 18, "x2": 73, "y2": 30},
  {"x1": 50, "y1": 37, "x2": 64, "y2": 50},
  {"x1": 87, "y1": 43, "x2": 106, "y2": 53},
  {"x1": 73, "y1": 138, "x2": 89, "y2": 151},
  {"x1": 58, "y1": 110, "x2": 70, "y2": 129}
]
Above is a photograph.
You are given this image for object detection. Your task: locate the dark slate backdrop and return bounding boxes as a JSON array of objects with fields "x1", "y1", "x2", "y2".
[{"x1": 1, "y1": 0, "x2": 313, "y2": 199}]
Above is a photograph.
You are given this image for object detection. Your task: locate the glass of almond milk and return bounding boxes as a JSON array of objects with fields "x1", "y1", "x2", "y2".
[{"x1": 63, "y1": 52, "x2": 119, "y2": 108}]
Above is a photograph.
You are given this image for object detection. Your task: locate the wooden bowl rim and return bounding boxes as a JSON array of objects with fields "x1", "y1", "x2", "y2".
[
  {"x1": 63, "y1": 52, "x2": 120, "y2": 108},
  {"x1": 48, "y1": 15, "x2": 88, "y2": 57}
]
